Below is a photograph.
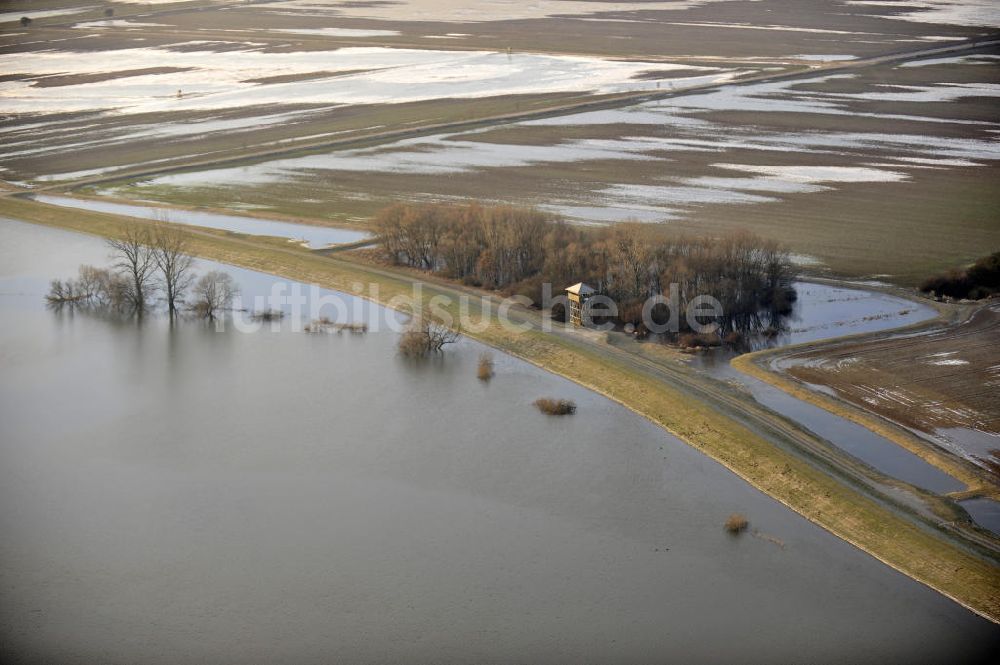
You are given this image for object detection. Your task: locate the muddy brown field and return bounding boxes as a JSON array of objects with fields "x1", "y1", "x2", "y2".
[{"x1": 779, "y1": 303, "x2": 1000, "y2": 471}]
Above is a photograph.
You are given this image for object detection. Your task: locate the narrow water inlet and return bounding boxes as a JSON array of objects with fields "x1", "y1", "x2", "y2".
[
  {"x1": 709, "y1": 360, "x2": 966, "y2": 495},
  {"x1": 961, "y1": 498, "x2": 1000, "y2": 537},
  {"x1": 27, "y1": 194, "x2": 371, "y2": 249}
]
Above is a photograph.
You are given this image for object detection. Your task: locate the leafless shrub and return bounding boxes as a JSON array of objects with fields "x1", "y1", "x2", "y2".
[
  {"x1": 47, "y1": 265, "x2": 130, "y2": 310},
  {"x1": 398, "y1": 316, "x2": 460, "y2": 356},
  {"x1": 46, "y1": 279, "x2": 87, "y2": 306},
  {"x1": 533, "y1": 398, "x2": 576, "y2": 415},
  {"x1": 477, "y1": 352, "x2": 494, "y2": 381},
  {"x1": 724, "y1": 513, "x2": 749, "y2": 534},
  {"x1": 192, "y1": 271, "x2": 238, "y2": 318}
]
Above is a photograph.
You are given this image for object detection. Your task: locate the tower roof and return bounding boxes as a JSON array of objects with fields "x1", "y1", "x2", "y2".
[{"x1": 565, "y1": 282, "x2": 595, "y2": 296}]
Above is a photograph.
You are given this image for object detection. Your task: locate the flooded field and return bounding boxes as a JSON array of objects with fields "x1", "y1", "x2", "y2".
[
  {"x1": 688, "y1": 283, "x2": 975, "y2": 501},
  {"x1": 2, "y1": 218, "x2": 998, "y2": 663},
  {"x1": 87, "y1": 43, "x2": 1000, "y2": 282},
  {"x1": 1, "y1": 2, "x2": 998, "y2": 282},
  {"x1": 752, "y1": 281, "x2": 938, "y2": 347},
  {"x1": 776, "y1": 302, "x2": 1000, "y2": 474}
]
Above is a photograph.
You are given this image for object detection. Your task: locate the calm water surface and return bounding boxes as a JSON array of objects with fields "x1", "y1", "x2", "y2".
[
  {"x1": 758, "y1": 280, "x2": 937, "y2": 348},
  {"x1": 0, "y1": 219, "x2": 996, "y2": 664},
  {"x1": 28, "y1": 195, "x2": 370, "y2": 248}
]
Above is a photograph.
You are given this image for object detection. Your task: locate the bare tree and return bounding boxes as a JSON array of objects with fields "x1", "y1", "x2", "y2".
[
  {"x1": 398, "y1": 316, "x2": 460, "y2": 356},
  {"x1": 192, "y1": 271, "x2": 238, "y2": 318},
  {"x1": 106, "y1": 226, "x2": 156, "y2": 312},
  {"x1": 151, "y1": 225, "x2": 195, "y2": 316}
]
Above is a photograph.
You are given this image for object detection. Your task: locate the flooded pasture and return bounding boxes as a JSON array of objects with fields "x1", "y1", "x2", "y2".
[{"x1": 1, "y1": 219, "x2": 997, "y2": 663}]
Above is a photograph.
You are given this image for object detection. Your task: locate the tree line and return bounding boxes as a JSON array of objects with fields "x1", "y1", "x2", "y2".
[{"x1": 372, "y1": 203, "x2": 797, "y2": 335}]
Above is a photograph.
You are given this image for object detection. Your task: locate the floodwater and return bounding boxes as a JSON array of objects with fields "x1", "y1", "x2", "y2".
[
  {"x1": 692, "y1": 283, "x2": 970, "y2": 498},
  {"x1": 696, "y1": 356, "x2": 965, "y2": 495},
  {"x1": 0, "y1": 45, "x2": 728, "y2": 116},
  {"x1": 113, "y1": 59, "x2": 1000, "y2": 227},
  {"x1": 962, "y1": 499, "x2": 1000, "y2": 536},
  {"x1": 1, "y1": 218, "x2": 997, "y2": 663},
  {"x1": 28, "y1": 195, "x2": 370, "y2": 248},
  {"x1": 766, "y1": 280, "x2": 938, "y2": 347}
]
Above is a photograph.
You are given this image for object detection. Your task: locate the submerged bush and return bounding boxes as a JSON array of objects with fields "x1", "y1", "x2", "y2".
[
  {"x1": 192, "y1": 271, "x2": 238, "y2": 318},
  {"x1": 398, "y1": 316, "x2": 460, "y2": 357},
  {"x1": 305, "y1": 318, "x2": 368, "y2": 334},
  {"x1": 477, "y1": 353, "x2": 494, "y2": 381},
  {"x1": 533, "y1": 398, "x2": 576, "y2": 416},
  {"x1": 250, "y1": 309, "x2": 285, "y2": 322},
  {"x1": 724, "y1": 513, "x2": 749, "y2": 534},
  {"x1": 46, "y1": 265, "x2": 131, "y2": 311}
]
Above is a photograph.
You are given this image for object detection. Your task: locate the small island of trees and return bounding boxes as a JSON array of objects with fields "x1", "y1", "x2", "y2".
[
  {"x1": 47, "y1": 225, "x2": 238, "y2": 319},
  {"x1": 372, "y1": 202, "x2": 797, "y2": 343}
]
